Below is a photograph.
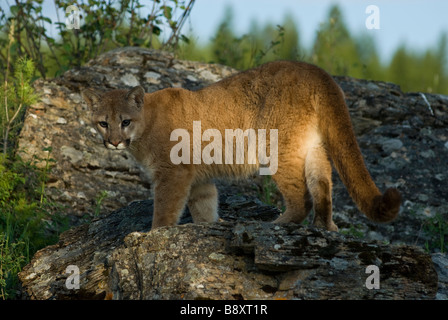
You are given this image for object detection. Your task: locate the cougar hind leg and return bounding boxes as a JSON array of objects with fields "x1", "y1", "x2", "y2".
[
  {"x1": 272, "y1": 156, "x2": 313, "y2": 225},
  {"x1": 305, "y1": 143, "x2": 338, "y2": 231}
]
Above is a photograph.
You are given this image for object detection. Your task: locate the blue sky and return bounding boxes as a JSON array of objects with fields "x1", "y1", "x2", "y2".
[
  {"x1": 188, "y1": 0, "x2": 448, "y2": 63},
  {"x1": 14, "y1": 0, "x2": 448, "y2": 64}
]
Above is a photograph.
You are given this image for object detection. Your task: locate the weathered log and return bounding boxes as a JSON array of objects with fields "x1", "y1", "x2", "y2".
[{"x1": 19, "y1": 197, "x2": 438, "y2": 300}]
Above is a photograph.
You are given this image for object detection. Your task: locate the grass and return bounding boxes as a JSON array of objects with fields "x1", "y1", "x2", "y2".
[
  {"x1": 423, "y1": 212, "x2": 448, "y2": 254},
  {"x1": 0, "y1": 152, "x2": 69, "y2": 299},
  {"x1": 260, "y1": 176, "x2": 278, "y2": 206},
  {"x1": 94, "y1": 190, "x2": 109, "y2": 217},
  {"x1": 340, "y1": 224, "x2": 365, "y2": 239},
  {"x1": 0, "y1": 26, "x2": 71, "y2": 299}
]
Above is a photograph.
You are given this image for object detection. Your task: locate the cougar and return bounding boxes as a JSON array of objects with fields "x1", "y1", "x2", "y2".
[{"x1": 82, "y1": 61, "x2": 402, "y2": 231}]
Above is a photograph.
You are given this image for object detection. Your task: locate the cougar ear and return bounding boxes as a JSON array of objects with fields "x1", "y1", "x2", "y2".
[
  {"x1": 126, "y1": 86, "x2": 145, "y2": 109},
  {"x1": 81, "y1": 88, "x2": 102, "y2": 109}
]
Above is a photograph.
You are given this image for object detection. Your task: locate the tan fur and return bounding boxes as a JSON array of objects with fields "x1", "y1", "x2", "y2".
[{"x1": 82, "y1": 61, "x2": 402, "y2": 231}]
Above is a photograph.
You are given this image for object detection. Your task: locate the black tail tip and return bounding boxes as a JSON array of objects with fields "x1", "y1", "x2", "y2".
[{"x1": 372, "y1": 188, "x2": 402, "y2": 223}]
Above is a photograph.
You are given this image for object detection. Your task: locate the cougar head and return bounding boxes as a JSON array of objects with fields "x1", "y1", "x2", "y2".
[{"x1": 82, "y1": 86, "x2": 145, "y2": 150}]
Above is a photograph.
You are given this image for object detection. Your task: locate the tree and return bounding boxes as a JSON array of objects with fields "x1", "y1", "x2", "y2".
[
  {"x1": 387, "y1": 35, "x2": 448, "y2": 94},
  {"x1": 277, "y1": 14, "x2": 302, "y2": 61},
  {"x1": 311, "y1": 5, "x2": 359, "y2": 76},
  {"x1": 354, "y1": 32, "x2": 384, "y2": 80},
  {"x1": 210, "y1": 6, "x2": 245, "y2": 69}
]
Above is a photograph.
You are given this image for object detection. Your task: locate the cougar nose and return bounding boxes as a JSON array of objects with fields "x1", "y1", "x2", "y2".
[{"x1": 109, "y1": 140, "x2": 121, "y2": 147}]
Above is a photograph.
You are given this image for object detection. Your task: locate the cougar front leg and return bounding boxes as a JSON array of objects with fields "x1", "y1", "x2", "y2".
[
  {"x1": 187, "y1": 182, "x2": 219, "y2": 223},
  {"x1": 151, "y1": 168, "x2": 194, "y2": 229}
]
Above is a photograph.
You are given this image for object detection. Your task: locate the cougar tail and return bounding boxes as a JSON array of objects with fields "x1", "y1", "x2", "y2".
[{"x1": 317, "y1": 77, "x2": 402, "y2": 223}]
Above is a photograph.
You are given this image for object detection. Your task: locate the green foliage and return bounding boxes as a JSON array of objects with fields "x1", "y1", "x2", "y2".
[
  {"x1": 210, "y1": 7, "x2": 245, "y2": 69},
  {"x1": 259, "y1": 176, "x2": 278, "y2": 207},
  {"x1": 0, "y1": 152, "x2": 69, "y2": 299},
  {"x1": 312, "y1": 6, "x2": 355, "y2": 75},
  {"x1": 178, "y1": 4, "x2": 448, "y2": 95},
  {"x1": 0, "y1": 0, "x2": 195, "y2": 78},
  {"x1": 0, "y1": 153, "x2": 68, "y2": 299},
  {"x1": 310, "y1": 5, "x2": 448, "y2": 94},
  {"x1": 0, "y1": 233, "x2": 26, "y2": 300},
  {"x1": 340, "y1": 224, "x2": 365, "y2": 239},
  {"x1": 387, "y1": 33, "x2": 448, "y2": 93},
  {"x1": 186, "y1": 7, "x2": 304, "y2": 70},
  {"x1": 94, "y1": 190, "x2": 109, "y2": 217},
  {"x1": 0, "y1": 44, "x2": 40, "y2": 155},
  {"x1": 1, "y1": 2, "x2": 445, "y2": 93},
  {"x1": 423, "y1": 213, "x2": 448, "y2": 253},
  {"x1": 0, "y1": 24, "x2": 67, "y2": 298}
]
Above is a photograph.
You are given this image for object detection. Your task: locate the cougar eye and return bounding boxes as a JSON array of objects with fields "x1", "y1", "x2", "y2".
[
  {"x1": 99, "y1": 121, "x2": 108, "y2": 128},
  {"x1": 121, "y1": 119, "x2": 131, "y2": 127}
]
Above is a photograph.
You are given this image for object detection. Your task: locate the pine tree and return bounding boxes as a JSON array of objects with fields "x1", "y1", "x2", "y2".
[
  {"x1": 210, "y1": 6, "x2": 245, "y2": 69},
  {"x1": 311, "y1": 5, "x2": 359, "y2": 76}
]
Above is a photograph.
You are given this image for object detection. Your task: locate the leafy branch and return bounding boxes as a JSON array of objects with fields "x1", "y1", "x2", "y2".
[
  {"x1": 0, "y1": 0, "x2": 196, "y2": 79},
  {"x1": 0, "y1": 20, "x2": 39, "y2": 156}
]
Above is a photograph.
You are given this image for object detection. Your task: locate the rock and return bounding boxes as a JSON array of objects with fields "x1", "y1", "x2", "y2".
[
  {"x1": 382, "y1": 138, "x2": 403, "y2": 154},
  {"x1": 56, "y1": 117, "x2": 68, "y2": 125},
  {"x1": 60, "y1": 146, "x2": 84, "y2": 165},
  {"x1": 120, "y1": 73, "x2": 140, "y2": 87},
  {"x1": 18, "y1": 196, "x2": 438, "y2": 300},
  {"x1": 144, "y1": 71, "x2": 161, "y2": 84},
  {"x1": 432, "y1": 253, "x2": 448, "y2": 300},
  {"x1": 420, "y1": 150, "x2": 435, "y2": 159}
]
